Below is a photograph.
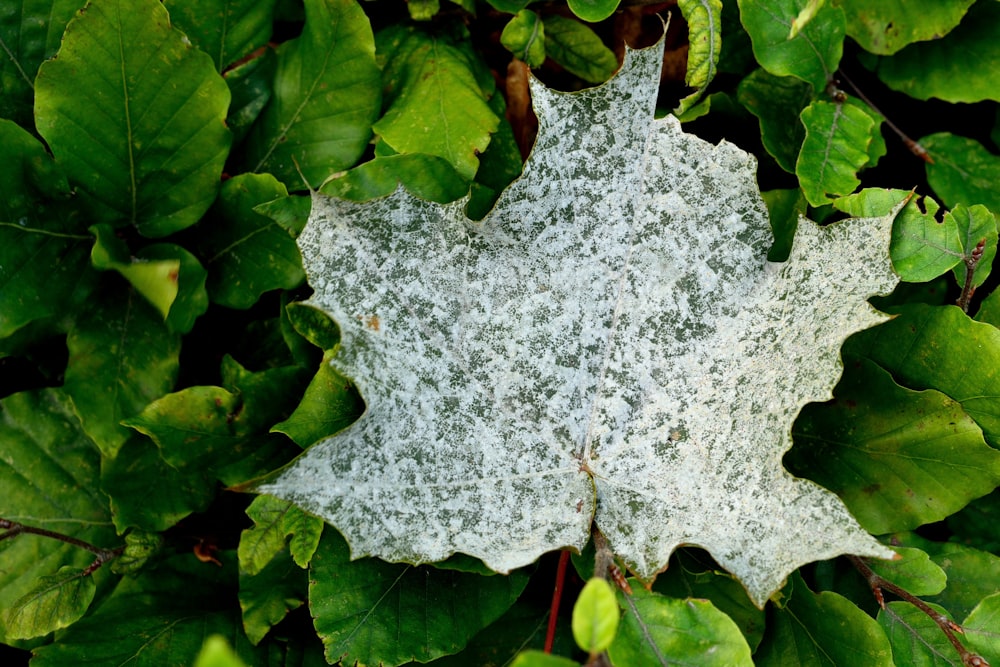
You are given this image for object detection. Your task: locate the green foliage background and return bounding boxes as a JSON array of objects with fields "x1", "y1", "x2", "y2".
[{"x1": 2, "y1": 0, "x2": 1000, "y2": 664}]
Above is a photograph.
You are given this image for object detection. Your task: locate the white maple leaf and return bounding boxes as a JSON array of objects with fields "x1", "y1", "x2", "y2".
[{"x1": 259, "y1": 40, "x2": 898, "y2": 607}]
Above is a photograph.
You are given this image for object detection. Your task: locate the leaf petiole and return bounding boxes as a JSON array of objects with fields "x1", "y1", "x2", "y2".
[{"x1": 0, "y1": 517, "x2": 123, "y2": 575}]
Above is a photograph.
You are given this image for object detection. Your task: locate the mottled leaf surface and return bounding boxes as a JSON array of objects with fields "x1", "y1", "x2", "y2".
[{"x1": 259, "y1": 42, "x2": 898, "y2": 607}]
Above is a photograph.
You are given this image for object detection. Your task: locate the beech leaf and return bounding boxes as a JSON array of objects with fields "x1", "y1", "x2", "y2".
[{"x1": 258, "y1": 40, "x2": 898, "y2": 607}]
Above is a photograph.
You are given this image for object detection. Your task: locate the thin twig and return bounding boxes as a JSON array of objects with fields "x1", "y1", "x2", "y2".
[
  {"x1": 849, "y1": 555, "x2": 989, "y2": 667},
  {"x1": 0, "y1": 517, "x2": 123, "y2": 575},
  {"x1": 836, "y1": 70, "x2": 934, "y2": 163},
  {"x1": 957, "y1": 238, "x2": 986, "y2": 313}
]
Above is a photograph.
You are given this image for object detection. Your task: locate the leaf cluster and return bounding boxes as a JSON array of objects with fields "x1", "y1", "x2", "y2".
[{"x1": 2, "y1": 0, "x2": 1000, "y2": 665}]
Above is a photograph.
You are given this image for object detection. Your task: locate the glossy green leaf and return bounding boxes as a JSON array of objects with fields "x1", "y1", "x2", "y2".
[
  {"x1": 789, "y1": 358, "x2": 1000, "y2": 534},
  {"x1": 796, "y1": 100, "x2": 876, "y2": 206},
  {"x1": 30, "y1": 554, "x2": 263, "y2": 666},
  {"x1": 510, "y1": 652, "x2": 580, "y2": 667},
  {"x1": 762, "y1": 189, "x2": 805, "y2": 262},
  {"x1": 847, "y1": 303, "x2": 1000, "y2": 447},
  {"x1": 542, "y1": 15, "x2": 618, "y2": 84},
  {"x1": 309, "y1": 529, "x2": 529, "y2": 666},
  {"x1": 6, "y1": 566, "x2": 96, "y2": 640},
  {"x1": 886, "y1": 194, "x2": 963, "y2": 283},
  {"x1": 101, "y1": 434, "x2": 216, "y2": 532},
  {"x1": 285, "y1": 301, "x2": 341, "y2": 351},
  {"x1": 196, "y1": 173, "x2": 305, "y2": 309},
  {"x1": 571, "y1": 578, "x2": 619, "y2": 654},
  {"x1": 609, "y1": 585, "x2": 753, "y2": 666},
  {"x1": 0, "y1": 389, "x2": 116, "y2": 644},
  {"x1": 223, "y1": 49, "x2": 276, "y2": 145},
  {"x1": 62, "y1": 289, "x2": 180, "y2": 458},
  {"x1": 873, "y1": 2, "x2": 1000, "y2": 103},
  {"x1": 238, "y1": 495, "x2": 324, "y2": 576},
  {"x1": 501, "y1": 10, "x2": 545, "y2": 68},
  {"x1": 246, "y1": 0, "x2": 381, "y2": 189},
  {"x1": 165, "y1": 0, "x2": 277, "y2": 71},
  {"x1": 755, "y1": 574, "x2": 893, "y2": 666},
  {"x1": 254, "y1": 193, "x2": 311, "y2": 237},
  {"x1": 948, "y1": 204, "x2": 997, "y2": 289},
  {"x1": 373, "y1": 25, "x2": 499, "y2": 181},
  {"x1": 738, "y1": 0, "x2": 845, "y2": 92},
  {"x1": 111, "y1": 530, "x2": 164, "y2": 576},
  {"x1": 194, "y1": 636, "x2": 250, "y2": 667},
  {"x1": 839, "y1": 0, "x2": 974, "y2": 55},
  {"x1": 468, "y1": 91, "x2": 524, "y2": 220},
  {"x1": 787, "y1": 0, "x2": 823, "y2": 38},
  {"x1": 675, "y1": 0, "x2": 722, "y2": 115},
  {"x1": 867, "y1": 547, "x2": 947, "y2": 597},
  {"x1": 964, "y1": 593, "x2": 1000, "y2": 666},
  {"x1": 737, "y1": 68, "x2": 811, "y2": 173},
  {"x1": 138, "y1": 243, "x2": 210, "y2": 334},
  {"x1": 877, "y1": 601, "x2": 966, "y2": 667},
  {"x1": 0, "y1": 0, "x2": 82, "y2": 128},
  {"x1": 567, "y1": 0, "x2": 619, "y2": 23},
  {"x1": 922, "y1": 133, "x2": 1000, "y2": 211},
  {"x1": 89, "y1": 224, "x2": 180, "y2": 319},
  {"x1": 892, "y1": 534, "x2": 1000, "y2": 621},
  {"x1": 272, "y1": 349, "x2": 364, "y2": 448},
  {"x1": 485, "y1": 0, "x2": 531, "y2": 12},
  {"x1": 319, "y1": 154, "x2": 468, "y2": 204},
  {"x1": 34, "y1": 0, "x2": 231, "y2": 238},
  {"x1": 239, "y1": 547, "x2": 307, "y2": 644},
  {"x1": 0, "y1": 120, "x2": 95, "y2": 339}
]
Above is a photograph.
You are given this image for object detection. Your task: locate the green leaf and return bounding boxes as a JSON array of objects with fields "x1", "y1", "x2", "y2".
[
  {"x1": 922, "y1": 133, "x2": 1000, "y2": 211},
  {"x1": 877, "y1": 601, "x2": 967, "y2": 667},
  {"x1": 111, "y1": 530, "x2": 165, "y2": 576},
  {"x1": 373, "y1": 25, "x2": 499, "y2": 181},
  {"x1": 272, "y1": 348, "x2": 365, "y2": 448},
  {"x1": 501, "y1": 10, "x2": 545, "y2": 68},
  {"x1": 34, "y1": 0, "x2": 231, "y2": 238},
  {"x1": 571, "y1": 578, "x2": 619, "y2": 654},
  {"x1": 755, "y1": 574, "x2": 893, "y2": 666},
  {"x1": 309, "y1": 529, "x2": 529, "y2": 666},
  {"x1": 839, "y1": 0, "x2": 974, "y2": 55},
  {"x1": 789, "y1": 358, "x2": 1000, "y2": 534},
  {"x1": 5, "y1": 566, "x2": 96, "y2": 640},
  {"x1": 510, "y1": 651, "x2": 580, "y2": 667},
  {"x1": 138, "y1": 243, "x2": 210, "y2": 334},
  {"x1": 567, "y1": 0, "x2": 619, "y2": 23},
  {"x1": 194, "y1": 636, "x2": 250, "y2": 667},
  {"x1": 964, "y1": 593, "x2": 1000, "y2": 666},
  {"x1": 196, "y1": 173, "x2": 305, "y2": 309},
  {"x1": 0, "y1": 0, "x2": 82, "y2": 129},
  {"x1": 101, "y1": 434, "x2": 216, "y2": 532},
  {"x1": 787, "y1": 0, "x2": 824, "y2": 38},
  {"x1": 796, "y1": 100, "x2": 876, "y2": 206},
  {"x1": 63, "y1": 289, "x2": 181, "y2": 458},
  {"x1": 407, "y1": 0, "x2": 439, "y2": 21},
  {"x1": 165, "y1": 0, "x2": 278, "y2": 71},
  {"x1": 89, "y1": 224, "x2": 181, "y2": 320},
  {"x1": 319, "y1": 154, "x2": 469, "y2": 204},
  {"x1": 873, "y1": 2, "x2": 1000, "y2": 103},
  {"x1": 0, "y1": 120, "x2": 96, "y2": 339},
  {"x1": 947, "y1": 493, "x2": 1000, "y2": 553},
  {"x1": 245, "y1": 0, "x2": 381, "y2": 189},
  {"x1": 737, "y1": 69, "x2": 812, "y2": 173},
  {"x1": 675, "y1": 0, "x2": 723, "y2": 115},
  {"x1": 468, "y1": 91, "x2": 524, "y2": 220},
  {"x1": 609, "y1": 585, "x2": 753, "y2": 666},
  {"x1": 239, "y1": 495, "x2": 324, "y2": 576},
  {"x1": 738, "y1": 0, "x2": 845, "y2": 92},
  {"x1": 948, "y1": 205, "x2": 998, "y2": 289},
  {"x1": 0, "y1": 389, "x2": 116, "y2": 644},
  {"x1": 762, "y1": 189, "x2": 805, "y2": 262},
  {"x1": 869, "y1": 547, "x2": 947, "y2": 597},
  {"x1": 886, "y1": 194, "x2": 963, "y2": 283},
  {"x1": 847, "y1": 303, "x2": 1000, "y2": 447},
  {"x1": 542, "y1": 15, "x2": 618, "y2": 84},
  {"x1": 224, "y1": 49, "x2": 276, "y2": 145},
  {"x1": 238, "y1": 547, "x2": 307, "y2": 644}
]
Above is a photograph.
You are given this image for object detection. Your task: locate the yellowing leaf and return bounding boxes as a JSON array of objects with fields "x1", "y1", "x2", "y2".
[{"x1": 258, "y1": 40, "x2": 898, "y2": 607}]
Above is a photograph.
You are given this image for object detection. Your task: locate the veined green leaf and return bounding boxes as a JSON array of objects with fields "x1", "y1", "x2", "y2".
[
  {"x1": 223, "y1": 49, "x2": 276, "y2": 144},
  {"x1": 738, "y1": 0, "x2": 845, "y2": 93},
  {"x1": 238, "y1": 548, "x2": 307, "y2": 645},
  {"x1": 877, "y1": 601, "x2": 966, "y2": 666},
  {"x1": 245, "y1": 0, "x2": 381, "y2": 189},
  {"x1": 840, "y1": 0, "x2": 974, "y2": 55},
  {"x1": 34, "y1": 0, "x2": 231, "y2": 238},
  {"x1": 164, "y1": 0, "x2": 277, "y2": 71},
  {"x1": 238, "y1": 495, "x2": 324, "y2": 576},
  {"x1": 922, "y1": 133, "x2": 1000, "y2": 211},
  {"x1": 320, "y1": 154, "x2": 468, "y2": 204},
  {"x1": 610, "y1": 585, "x2": 753, "y2": 666},
  {"x1": 5, "y1": 566, "x2": 96, "y2": 640},
  {"x1": 111, "y1": 531, "x2": 164, "y2": 576},
  {"x1": 501, "y1": 9, "x2": 545, "y2": 68},
  {"x1": 737, "y1": 68, "x2": 811, "y2": 173},
  {"x1": 796, "y1": 99, "x2": 875, "y2": 206},
  {"x1": 675, "y1": 0, "x2": 722, "y2": 115},
  {"x1": 874, "y1": 1, "x2": 1000, "y2": 103},
  {"x1": 572, "y1": 578, "x2": 619, "y2": 654},
  {"x1": 542, "y1": 15, "x2": 618, "y2": 84},
  {"x1": 949, "y1": 204, "x2": 997, "y2": 289},
  {"x1": 964, "y1": 593, "x2": 1000, "y2": 665},
  {"x1": 868, "y1": 547, "x2": 947, "y2": 597}
]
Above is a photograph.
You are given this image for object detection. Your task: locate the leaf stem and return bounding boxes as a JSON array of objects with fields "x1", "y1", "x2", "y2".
[
  {"x1": 956, "y1": 238, "x2": 986, "y2": 313},
  {"x1": 836, "y1": 70, "x2": 933, "y2": 164},
  {"x1": 544, "y1": 550, "x2": 571, "y2": 653},
  {"x1": 0, "y1": 517, "x2": 123, "y2": 576},
  {"x1": 848, "y1": 555, "x2": 989, "y2": 667}
]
